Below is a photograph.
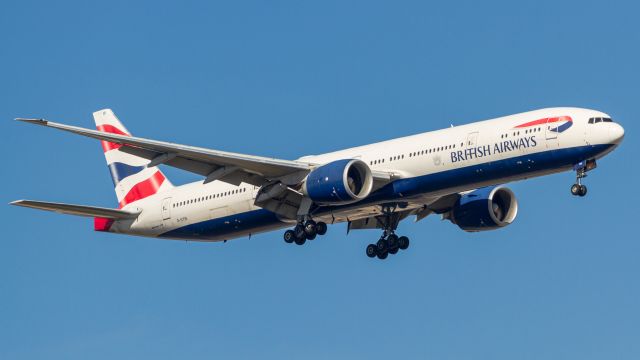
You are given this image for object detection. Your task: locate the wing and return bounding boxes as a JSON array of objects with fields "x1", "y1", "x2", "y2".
[
  {"x1": 16, "y1": 118, "x2": 311, "y2": 186},
  {"x1": 16, "y1": 118, "x2": 393, "y2": 189},
  {"x1": 10, "y1": 200, "x2": 140, "y2": 219}
]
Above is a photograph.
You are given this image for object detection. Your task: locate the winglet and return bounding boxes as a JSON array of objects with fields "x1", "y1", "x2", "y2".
[{"x1": 15, "y1": 118, "x2": 48, "y2": 125}]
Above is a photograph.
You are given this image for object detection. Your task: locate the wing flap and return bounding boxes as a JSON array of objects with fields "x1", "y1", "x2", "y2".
[{"x1": 10, "y1": 200, "x2": 140, "y2": 219}]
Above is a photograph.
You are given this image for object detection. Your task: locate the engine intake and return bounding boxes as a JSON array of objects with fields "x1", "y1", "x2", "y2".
[
  {"x1": 302, "y1": 159, "x2": 373, "y2": 205},
  {"x1": 449, "y1": 186, "x2": 518, "y2": 232}
]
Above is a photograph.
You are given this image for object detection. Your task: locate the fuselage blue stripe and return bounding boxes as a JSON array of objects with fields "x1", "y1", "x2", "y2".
[
  {"x1": 159, "y1": 143, "x2": 614, "y2": 241},
  {"x1": 160, "y1": 208, "x2": 283, "y2": 240},
  {"x1": 108, "y1": 162, "x2": 146, "y2": 186}
]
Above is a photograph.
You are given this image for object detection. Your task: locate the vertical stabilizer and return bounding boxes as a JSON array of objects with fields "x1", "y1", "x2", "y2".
[{"x1": 93, "y1": 109, "x2": 173, "y2": 209}]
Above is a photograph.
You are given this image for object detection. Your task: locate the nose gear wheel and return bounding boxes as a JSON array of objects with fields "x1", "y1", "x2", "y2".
[{"x1": 570, "y1": 166, "x2": 588, "y2": 197}]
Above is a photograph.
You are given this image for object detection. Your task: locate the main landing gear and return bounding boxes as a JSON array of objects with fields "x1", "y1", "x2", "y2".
[
  {"x1": 366, "y1": 231, "x2": 410, "y2": 260},
  {"x1": 283, "y1": 220, "x2": 328, "y2": 245},
  {"x1": 364, "y1": 205, "x2": 409, "y2": 260}
]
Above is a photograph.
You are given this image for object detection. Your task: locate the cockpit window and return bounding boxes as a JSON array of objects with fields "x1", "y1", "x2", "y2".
[{"x1": 588, "y1": 117, "x2": 614, "y2": 124}]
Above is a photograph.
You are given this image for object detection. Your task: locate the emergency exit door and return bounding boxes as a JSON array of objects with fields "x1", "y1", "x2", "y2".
[{"x1": 161, "y1": 197, "x2": 172, "y2": 222}]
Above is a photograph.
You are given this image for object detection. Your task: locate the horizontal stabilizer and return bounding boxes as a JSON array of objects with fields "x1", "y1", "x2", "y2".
[{"x1": 10, "y1": 200, "x2": 140, "y2": 219}]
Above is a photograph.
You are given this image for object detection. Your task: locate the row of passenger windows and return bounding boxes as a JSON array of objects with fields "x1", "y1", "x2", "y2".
[
  {"x1": 173, "y1": 187, "x2": 248, "y2": 208},
  {"x1": 369, "y1": 143, "x2": 459, "y2": 165},
  {"x1": 588, "y1": 117, "x2": 613, "y2": 124},
  {"x1": 409, "y1": 143, "x2": 458, "y2": 158},
  {"x1": 501, "y1": 127, "x2": 541, "y2": 138},
  {"x1": 367, "y1": 126, "x2": 545, "y2": 166}
]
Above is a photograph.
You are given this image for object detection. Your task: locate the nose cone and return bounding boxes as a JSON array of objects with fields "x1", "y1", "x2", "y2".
[{"x1": 609, "y1": 123, "x2": 625, "y2": 144}]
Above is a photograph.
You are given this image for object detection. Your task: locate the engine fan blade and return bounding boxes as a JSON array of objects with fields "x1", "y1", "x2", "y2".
[
  {"x1": 347, "y1": 176, "x2": 356, "y2": 193},
  {"x1": 492, "y1": 202, "x2": 504, "y2": 221}
]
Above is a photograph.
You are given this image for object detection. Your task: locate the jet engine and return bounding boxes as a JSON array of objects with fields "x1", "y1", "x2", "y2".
[
  {"x1": 448, "y1": 186, "x2": 518, "y2": 232},
  {"x1": 302, "y1": 159, "x2": 373, "y2": 205}
]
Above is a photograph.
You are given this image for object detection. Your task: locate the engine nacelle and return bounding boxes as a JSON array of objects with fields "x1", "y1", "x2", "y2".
[
  {"x1": 302, "y1": 159, "x2": 373, "y2": 205},
  {"x1": 449, "y1": 186, "x2": 518, "y2": 232}
]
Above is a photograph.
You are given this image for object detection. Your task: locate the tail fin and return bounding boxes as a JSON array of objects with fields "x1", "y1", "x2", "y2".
[{"x1": 94, "y1": 109, "x2": 173, "y2": 209}]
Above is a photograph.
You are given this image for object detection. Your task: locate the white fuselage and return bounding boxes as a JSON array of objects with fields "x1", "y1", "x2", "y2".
[{"x1": 108, "y1": 107, "x2": 624, "y2": 241}]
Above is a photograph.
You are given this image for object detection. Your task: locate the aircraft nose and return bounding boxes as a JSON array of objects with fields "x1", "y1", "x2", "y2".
[{"x1": 609, "y1": 123, "x2": 625, "y2": 144}]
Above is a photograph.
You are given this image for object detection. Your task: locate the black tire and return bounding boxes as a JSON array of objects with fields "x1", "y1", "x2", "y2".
[
  {"x1": 389, "y1": 247, "x2": 399, "y2": 255},
  {"x1": 579, "y1": 184, "x2": 588, "y2": 197},
  {"x1": 316, "y1": 222, "x2": 328, "y2": 235},
  {"x1": 283, "y1": 230, "x2": 295, "y2": 244},
  {"x1": 304, "y1": 220, "x2": 317, "y2": 236},
  {"x1": 571, "y1": 184, "x2": 581, "y2": 196},
  {"x1": 306, "y1": 232, "x2": 316, "y2": 240},
  {"x1": 366, "y1": 244, "x2": 377, "y2": 258},
  {"x1": 376, "y1": 239, "x2": 387, "y2": 252},
  {"x1": 294, "y1": 236, "x2": 306, "y2": 245},
  {"x1": 398, "y1": 236, "x2": 409, "y2": 250},
  {"x1": 294, "y1": 224, "x2": 306, "y2": 240},
  {"x1": 377, "y1": 251, "x2": 388, "y2": 260},
  {"x1": 387, "y1": 234, "x2": 399, "y2": 249}
]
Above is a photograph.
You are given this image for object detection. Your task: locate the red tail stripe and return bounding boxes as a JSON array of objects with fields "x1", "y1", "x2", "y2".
[
  {"x1": 118, "y1": 170, "x2": 166, "y2": 208},
  {"x1": 101, "y1": 141, "x2": 123, "y2": 152},
  {"x1": 97, "y1": 124, "x2": 130, "y2": 153},
  {"x1": 97, "y1": 124, "x2": 130, "y2": 136},
  {"x1": 94, "y1": 217, "x2": 114, "y2": 232},
  {"x1": 515, "y1": 116, "x2": 573, "y2": 128}
]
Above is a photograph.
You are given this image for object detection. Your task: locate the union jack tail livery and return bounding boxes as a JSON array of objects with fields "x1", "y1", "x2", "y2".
[{"x1": 94, "y1": 109, "x2": 173, "y2": 209}]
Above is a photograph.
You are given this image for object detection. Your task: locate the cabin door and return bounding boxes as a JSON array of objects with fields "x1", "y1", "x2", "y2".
[
  {"x1": 466, "y1": 132, "x2": 479, "y2": 147},
  {"x1": 161, "y1": 197, "x2": 172, "y2": 226}
]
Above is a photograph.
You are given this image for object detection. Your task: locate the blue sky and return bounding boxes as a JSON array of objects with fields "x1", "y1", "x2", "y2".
[{"x1": 1, "y1": 1, "x2": 639, "y2": 359}]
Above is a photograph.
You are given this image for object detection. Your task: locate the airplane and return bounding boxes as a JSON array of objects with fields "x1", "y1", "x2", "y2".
[{"x1": 11, "y1": 107, "x2": 624, "y2": 260}]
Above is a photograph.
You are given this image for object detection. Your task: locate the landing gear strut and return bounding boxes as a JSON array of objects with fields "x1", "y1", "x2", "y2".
[
  {"x1": 570, "y1": 162, "x2": 592, "y2": 197},
  {"x1": 365, "y1": 205, "x2": 410, "y2": 260},
  {"x1": 282, "y1": 219, "x2": 328, "y2": 246}
]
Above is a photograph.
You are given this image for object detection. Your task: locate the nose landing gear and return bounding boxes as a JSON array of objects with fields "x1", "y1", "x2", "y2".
[
  {"x1": 570, "y1": 183, "x2": 587, "y2": 197},
  {"x1": 570, "y1": 160, "x2": 596, "y2": 197}
]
